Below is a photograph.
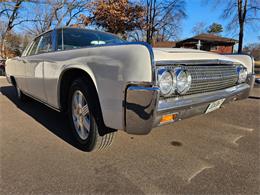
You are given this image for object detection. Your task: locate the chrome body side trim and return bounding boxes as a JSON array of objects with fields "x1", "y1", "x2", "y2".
[{"x1": 23, "y1": 90, "x2": 61, "y2": 112}]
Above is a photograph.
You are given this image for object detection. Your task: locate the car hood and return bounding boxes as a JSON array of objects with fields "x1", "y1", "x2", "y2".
[{"x1": 152, "y1": 48, "x2": 242, "y2": 64}]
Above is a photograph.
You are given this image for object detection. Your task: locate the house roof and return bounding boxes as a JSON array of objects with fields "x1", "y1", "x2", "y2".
[{"x1": 177, "y1": 34, "x2": 238, "y2": 44}]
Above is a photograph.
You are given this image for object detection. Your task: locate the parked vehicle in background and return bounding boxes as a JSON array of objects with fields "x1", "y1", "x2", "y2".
[
  {"x1": 0, "y1": 58, "x2": 6, "y2": 76},
  {"x1": 5, "y1": 28, "x2": 255, "y2": 152}
]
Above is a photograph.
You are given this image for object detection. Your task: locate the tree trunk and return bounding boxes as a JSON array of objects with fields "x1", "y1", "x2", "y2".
[
  {"x1": 146, "y1": 30, "x2": 151, "y2": 44},
  {"x1": 238, "y1": 24, "x2": 244, "y2": 53}
]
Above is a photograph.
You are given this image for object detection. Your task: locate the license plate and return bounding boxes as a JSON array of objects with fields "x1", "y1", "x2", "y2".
[{"x1": 205, "y1": 98, "x2": 225, "y2": 114}]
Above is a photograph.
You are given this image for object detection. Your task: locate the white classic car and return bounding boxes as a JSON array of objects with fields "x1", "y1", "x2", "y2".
[{"x1": 5, "y1": 28, "x2": 255, "y2": 151}]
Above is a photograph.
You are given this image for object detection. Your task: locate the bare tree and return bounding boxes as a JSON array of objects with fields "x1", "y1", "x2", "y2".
[
  {"x1": 23, "y1": 0, "x2": 89, "y2": 36},
  {"x1": 210, "y1": 0, "x2": 260, "y2": 53},
  {"x1": 144, "y1": 0, "x2": 186, "y2": 44},
  {"x1": 23, "y1": 1, "x2": 54, "y2": 35},
  {"x1": 0, "y1": 0, "x2": 24, "y2": 57},
  {"x1": 243, "y1": 43, "x2": 260, "y2": 60},
  {"x1": 191, "y1": 22, "x2": 207, "y2": 35},
  {"x1": 127, "y1": 30, "x2": 146, "y2": 41},
  {"x1": 0, "y1": 0, "x2": 43, "y2": 56},
  {"x1": 1, "y1": 0, "x2": 90, "y2": 57},
  {"x1": 52, "y1": 0, "x2": 89, "y2": 27}
]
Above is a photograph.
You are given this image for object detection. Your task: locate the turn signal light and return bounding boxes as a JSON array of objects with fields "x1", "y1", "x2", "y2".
[{"x1": 160, "y1": 114, "x2": 177, "y2": 123}]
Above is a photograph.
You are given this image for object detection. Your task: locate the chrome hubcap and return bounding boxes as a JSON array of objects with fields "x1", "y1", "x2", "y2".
[{"x1": 72, "y1": 90, "x2": 90, "y2": 140}]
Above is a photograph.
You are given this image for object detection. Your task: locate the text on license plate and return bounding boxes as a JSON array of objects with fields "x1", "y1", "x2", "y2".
[{"x1": 205, "y1": 98, "x2": 225, "y2": 114}]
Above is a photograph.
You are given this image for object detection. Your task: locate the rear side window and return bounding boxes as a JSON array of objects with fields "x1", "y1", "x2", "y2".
[
  {"x1": 37, "y1": 32, "x2": 53, "y2": 54},
  {"x1": 22, "y1": 41, "x2": 33, "y2": 56},
  {"x1": 27, "y1": 37, "x2": 41, "y2": 56}
]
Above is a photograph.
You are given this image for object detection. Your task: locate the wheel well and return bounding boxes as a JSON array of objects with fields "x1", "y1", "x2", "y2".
[
  {"x1": 59, "y1": 68, "x2": 116, "y2": 135},
  {"x1": 59, "y1": 69, "x2": 92, "y2": 112}
]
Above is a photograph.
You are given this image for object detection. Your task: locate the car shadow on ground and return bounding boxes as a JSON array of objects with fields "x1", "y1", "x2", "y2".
[{"x1": 1, "y1": 85, "x2": 83, "y2": 151}]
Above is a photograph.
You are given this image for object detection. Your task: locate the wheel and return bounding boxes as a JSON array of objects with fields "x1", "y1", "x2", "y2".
[
  {"x1": 68, "y1": 78, "x2": 115, "y2": 151},
  {"x1": 16, "y1": 85, "x2": 27, "y2": 101}
]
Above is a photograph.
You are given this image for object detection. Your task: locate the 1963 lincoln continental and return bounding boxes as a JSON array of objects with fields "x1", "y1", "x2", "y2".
[{"x1": 5, "y1": 28, "x2": 255, "y2": 151}]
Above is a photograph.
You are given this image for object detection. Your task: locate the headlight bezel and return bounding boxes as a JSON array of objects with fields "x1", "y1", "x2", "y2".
[
  {"x1": 174, "y1": 67, "x2": 192, "y2": 95},
  {"x1": 236, "y1": 66, "x2": 248, "y2": 83},
  {"x1": 157, "y1": 68, "x2": 175, "y2": 96},
  {"x1": 158, "y1": 66, "x2": 192, "y2": 96}
]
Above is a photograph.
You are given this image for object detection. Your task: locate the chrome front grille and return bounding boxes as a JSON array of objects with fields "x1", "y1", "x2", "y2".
[{"x1": 160, "y1": 65, "x2": 239, "y2": 97}]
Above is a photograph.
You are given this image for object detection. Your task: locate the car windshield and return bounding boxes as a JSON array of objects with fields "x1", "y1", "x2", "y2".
[{"x1": 58, "y1": 28, "x2": 126, "y2": 50}]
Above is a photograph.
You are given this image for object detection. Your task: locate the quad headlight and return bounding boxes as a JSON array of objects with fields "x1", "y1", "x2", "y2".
[
  {"x1": 158, "y1": 67, "x2": 192, "y2": 96},
  {"x1": 158, "y1": 69, "x2": 175, "y2": 96},
  {"x1": 175, "y1": 68, "x2": 192, "y2": 94},
  {"x1": 236, "y1": 66, "x2": 247, "y2": 83}
]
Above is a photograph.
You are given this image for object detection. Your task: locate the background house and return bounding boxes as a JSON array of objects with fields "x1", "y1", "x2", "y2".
[
  {"x1": 153, "y1": 41, "x2": 176, "y2": 48},
  {"x1": 175, "y1": 34, "x2": 238, "y2": 54}
]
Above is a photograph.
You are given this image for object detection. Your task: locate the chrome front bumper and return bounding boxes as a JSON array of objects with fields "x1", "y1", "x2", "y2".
[{"x1": 124, "y1": 75, "x2": 255, "y2": 135}]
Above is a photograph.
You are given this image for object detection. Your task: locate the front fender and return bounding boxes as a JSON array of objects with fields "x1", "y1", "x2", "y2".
[
  {"x1": 55, "y1": 43, "x2": 154, "y2": 130},
  {"x1": 225, "y1": 54, "x2": 255, "y2": 74}
]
